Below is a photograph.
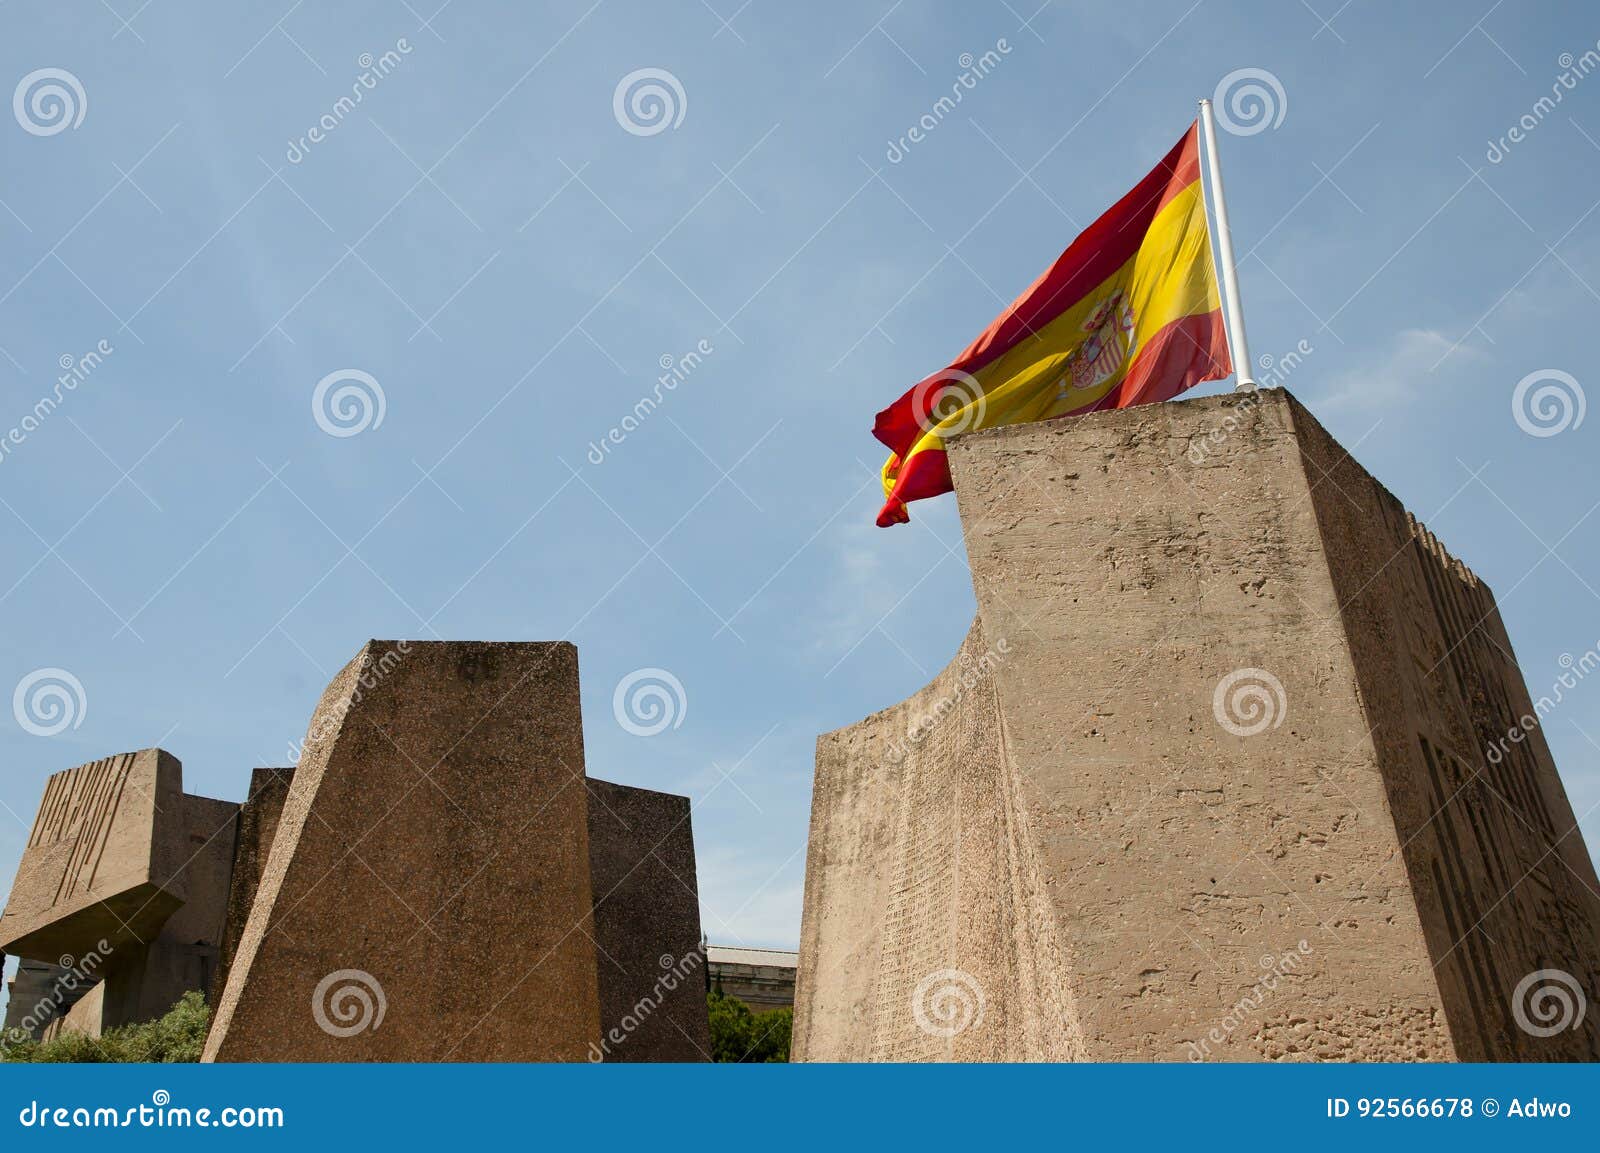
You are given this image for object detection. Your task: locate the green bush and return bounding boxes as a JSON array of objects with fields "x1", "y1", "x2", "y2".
[
  {"x1": 707, "y1": 988, "x2": 791, "y2": 1062},
  {"x1": 5, "y1": 989, "x2": 789, "y2": 1063},
  {"x1": 2, "y1": 990, "x2": 210, "y2": 1063}
]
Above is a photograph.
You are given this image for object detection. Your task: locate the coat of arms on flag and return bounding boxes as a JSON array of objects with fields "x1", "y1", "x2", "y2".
[{"x1": 872, "y1": 122, "x2": 1235, "y2": 526}]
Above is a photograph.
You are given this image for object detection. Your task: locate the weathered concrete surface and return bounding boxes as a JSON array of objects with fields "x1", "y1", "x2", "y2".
[
  {"x1": 0, "y1": 749, "x2": 239, "y2": 1036},
  {"x1": 795, "y1": 622, "x2": 1078, "y2": 1060},
  {"x1": 0, "y1": 750, "x2": 187, "y2": 959},
  {"x1": 586, "y1": 779, "x2": 711, "y2": 1061},
  {"x1": 44, "y1": 981, "x2": 105, "y2": 1041},
  {"x1": 204, "y1": 641, "x2": 604, "y2": 1062},
  {"x1": 794, "y1": 389, "x2": 1600, "y2": 1062},
  {"x1": 211, "y1": 767, "x2": 295, "y2": 1005}
]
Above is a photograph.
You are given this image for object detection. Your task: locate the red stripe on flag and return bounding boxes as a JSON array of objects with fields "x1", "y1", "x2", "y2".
[
  {"x1": 874, "y1": 307, "x2": 1229, "y2": 527},
  {"x1": 872, "y1": 126, "x2": 1203, "y2": 459},
  {"x1": 1072, "y1": 308, "x2": 1232, "y2": 415}
]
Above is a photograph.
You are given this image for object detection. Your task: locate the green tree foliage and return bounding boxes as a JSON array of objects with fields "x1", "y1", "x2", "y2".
[
  {"x1": 2, "y1": 990, "x2": 210, "y2": 1063},
  {"x1": 707, "y1": 988, "x2": 791, "y2": 1062}
]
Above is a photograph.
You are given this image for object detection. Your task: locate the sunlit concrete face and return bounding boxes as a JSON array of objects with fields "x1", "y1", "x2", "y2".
[
  {"x1": 203, "y1": 640, "x2": 710, "y2": 1062},
  {"x1": 0, "y1": 748, "x2": 239, "y2": 1038},
  {"x1": 794, "y1": 389, "x2": 1600, "y2": 1062}
]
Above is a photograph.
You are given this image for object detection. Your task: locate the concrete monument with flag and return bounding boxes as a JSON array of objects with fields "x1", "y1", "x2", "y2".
[{"x1": 794, "y1": 111, "x2": 1600, "y2": 1062}]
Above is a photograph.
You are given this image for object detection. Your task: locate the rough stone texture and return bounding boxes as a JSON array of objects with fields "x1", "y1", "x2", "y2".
[
  {"x1": 204, "y1": 641, "x2": 604, "y2": 1062},
  {"x1": 44, "y1": 981, "x2": 105, "y2": 1041},
  {"x1": 793, "y1": 389, "x2": 1600, "y2": 1062},
  {"x1": 0, "y1": 749, "x2": 239, "y2": 1035},
  {"x1": 210, "y1": 767, "x2": 295, "y2": 1005},
  {"x1": 0, "y1": 750, "x2": 187, "y2": 959},
  {"x1": 586, "y1": 778, "x2": 711, "y2": 1061},
  {"x1": 104, "y1": 791, "x2": 238, "y2": 1023},
  {"x1": 795, "y1": 623, "x2": 1080, "y2": 1061}
]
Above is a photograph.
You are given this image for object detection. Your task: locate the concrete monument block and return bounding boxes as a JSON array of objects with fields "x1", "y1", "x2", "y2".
[
  {"x1": 586, "y1": 778, "x2": 711, "y2": 1061},
  {"x1": 0, "y1": 750, "x2": 187, "y2": 959},
  {"x1": 793, "y1": 389, "x2": 1600, "y2": 1062},
  {"x1": 0, "y1": 749, "x2": 240, "y2": 1036},
  {"x1": 211, "y1": 767, "x2": 295, "y2": 1005},
  {"x1": 205, "y1": 641, "x2": 605, "y2": 1061}
]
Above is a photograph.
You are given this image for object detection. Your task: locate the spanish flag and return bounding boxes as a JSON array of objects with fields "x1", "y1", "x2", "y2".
[{"x1": 875, "y1": 123, "x2": 1232, "y2": 526}]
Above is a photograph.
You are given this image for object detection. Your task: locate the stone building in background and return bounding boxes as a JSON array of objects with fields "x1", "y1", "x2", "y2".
[
  {"x1": 707, "y1": 945, "x2": 798, "y2": 1012},
  {"x1": 793, "y1": 389, "x2": 1600, "y2": 1062}
]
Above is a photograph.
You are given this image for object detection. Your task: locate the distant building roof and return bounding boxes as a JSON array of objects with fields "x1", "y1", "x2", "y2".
[{"x1": 706, "y1": 945, "x2": 798, "y2": 968}]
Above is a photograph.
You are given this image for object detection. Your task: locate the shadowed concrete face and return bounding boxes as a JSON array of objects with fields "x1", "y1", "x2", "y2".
[
  {"x1": 203, "y1": 640, "x2": 711, "y2": 1063},
  {"x1": 794, "y1": 389, "x2": 1600, "y2": 1062},
  {"x1": 210, "y1": 767, "x2": 296, "y2": 1007},
  {"x1": 586, "y1": 779, "x2": 712, "y2": 1062}
]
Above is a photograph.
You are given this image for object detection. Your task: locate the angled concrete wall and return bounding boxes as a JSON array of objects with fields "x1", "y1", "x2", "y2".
[
  {"x1": 794, "y1": 623, "x2": 1079, "y2": 1061},
  {"x1": 587, "y1": 779, "x2": 711, "y2": 1061},
  {"x1": 204, "y1": 641, "x2": 603, "y2": 1061},
  {"x1": 794, "y1": 389, "x2": 1600, "y2": 1061}
]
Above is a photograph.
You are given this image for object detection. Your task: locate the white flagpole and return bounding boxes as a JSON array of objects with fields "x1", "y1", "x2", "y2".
[{"x1": 1197, "y1": 98, "x2": 1256, "y2": 390}]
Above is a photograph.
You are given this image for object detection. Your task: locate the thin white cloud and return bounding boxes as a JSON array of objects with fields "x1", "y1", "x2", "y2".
[{"x1": 1315, "y1": 328, "x2": 1485, "y2": 412}]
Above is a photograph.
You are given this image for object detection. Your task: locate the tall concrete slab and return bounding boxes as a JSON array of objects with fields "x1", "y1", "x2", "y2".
[
  {"x1": 586, "y1": 779, "x2": 711, "y2": 1061},
  {"x1": 794, "y1": 389, "x2": 1600, "y2": 1062},
  {"x1": 204, "y1": 641, "x2": 603, "y2": 1062},
  {"x1": 210, "y1": 767, "x2": 296, "y2": 1005}
]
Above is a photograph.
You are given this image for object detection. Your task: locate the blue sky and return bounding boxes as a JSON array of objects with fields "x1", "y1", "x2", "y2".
[{"x1": 2, "y1": 0, "x2": 1599, "y2": 988}]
